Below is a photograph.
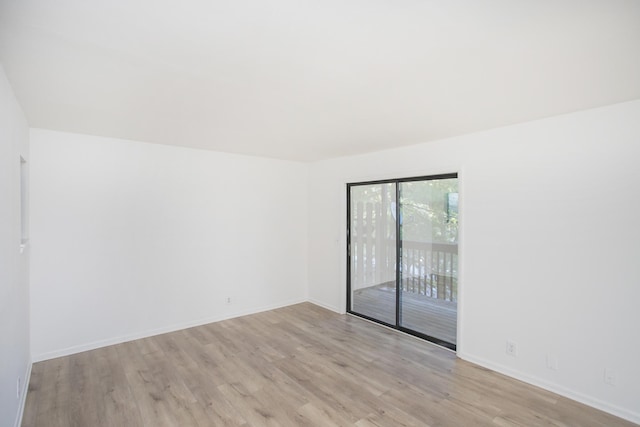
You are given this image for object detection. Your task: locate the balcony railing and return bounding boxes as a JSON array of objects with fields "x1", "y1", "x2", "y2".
[
  {"x1": 401, "y1": 241, "x2": 457, "y2": 302},
  {"x1": 351, "y1": 239, "x2": 458, "y2": 302}
]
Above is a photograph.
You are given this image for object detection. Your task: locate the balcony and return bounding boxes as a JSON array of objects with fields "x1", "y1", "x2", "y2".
[{"x1": 351, "y1": 241, "x2": 457, "y2": 345}]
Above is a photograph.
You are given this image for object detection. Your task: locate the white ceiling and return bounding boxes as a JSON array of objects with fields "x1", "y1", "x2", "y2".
[{"x1": 1, "y1": 0, "x2": 639, "y2": 161}]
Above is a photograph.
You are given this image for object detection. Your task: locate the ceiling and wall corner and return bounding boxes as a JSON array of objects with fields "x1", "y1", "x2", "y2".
[{"x1": 0, "y1": 0, "x2": 639, "y2": 161}]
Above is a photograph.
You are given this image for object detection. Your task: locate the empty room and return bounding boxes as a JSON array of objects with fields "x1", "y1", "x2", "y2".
[{"x1": 1, "y1": 0, "x2": 639, "y2": 426}]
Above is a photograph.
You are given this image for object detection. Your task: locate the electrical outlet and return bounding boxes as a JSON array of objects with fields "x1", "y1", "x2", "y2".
[
  {"x1": 226, "y1": 297, "x2": 231, "y2": 304},
  {"x1": 506, "y1": 340, "x2": 518, "y2": 357},
  {"x1": 546, "y1": 354, "x2": 559, "y2": 371},
  {"x1": 604, "y1": 368, "x2": 616, "y2": 386}
]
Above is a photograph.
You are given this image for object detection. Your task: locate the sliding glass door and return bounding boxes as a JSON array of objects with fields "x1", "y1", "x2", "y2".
[{"x1": 347, "y1": 174, "x2": 458, "y2": 350}]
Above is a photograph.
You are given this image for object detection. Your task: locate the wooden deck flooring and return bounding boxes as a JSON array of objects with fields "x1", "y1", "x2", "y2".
[
  {"x1": 352, "y1": 284, "x2": 457, "y2": 345},
  {"x1": 22, "y1": 303, "x2": 636, "y2": 427}
]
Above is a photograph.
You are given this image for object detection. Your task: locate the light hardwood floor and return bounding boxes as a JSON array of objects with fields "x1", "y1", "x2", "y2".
[{"x1": 22, "y1": 303, "x2": 636, "y2": 427}]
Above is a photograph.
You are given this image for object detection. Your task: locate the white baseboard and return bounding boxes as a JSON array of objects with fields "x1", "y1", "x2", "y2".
[
  {"x1": 32, "y1": 297, "x2": 307, "y2": 363},
  {"x1": 14, "y1": 361, "x2": 32, "y2": 427},
  {"x1": 307, "y1": 298, "x2": 344, "y2": 314},
  {"x1": 457, "y1": 352, "x2": 640, "y2": 425}
]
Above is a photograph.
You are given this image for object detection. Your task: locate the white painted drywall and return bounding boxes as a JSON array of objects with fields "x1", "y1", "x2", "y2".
[
  {"x1": 29, "y1": 130, "x2": 308, "y2": 361},
  {"x1": 0, "y1": 64, "x2": 30, "y2": 427},
  {"x1": 308, "y1": 100, "x2": 640, "y2": 423}
]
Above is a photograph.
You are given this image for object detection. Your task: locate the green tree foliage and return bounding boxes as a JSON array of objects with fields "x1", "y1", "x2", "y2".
[
  {"x1": 400, "y1": 179, "x2": 458, "y2": 244},
  {"x1": 350, "y1": 179, "x2": 458, "y2": 244}
]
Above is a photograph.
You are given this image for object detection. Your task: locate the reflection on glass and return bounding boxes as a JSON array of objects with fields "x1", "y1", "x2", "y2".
[
  {"x1": 350, "y1": 183, "x2": 396, "y2": 325},
  {"x1": 399, "y1": 179, "x2": 458, "y2": 344}
]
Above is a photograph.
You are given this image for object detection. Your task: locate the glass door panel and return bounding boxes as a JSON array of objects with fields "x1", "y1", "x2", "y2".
[
  {"x1": 349, "y1": 183, "x2": 396, "y2": 325},
  {"x1": 399, "y1": 178, "x2": 458, "y2": 345}
]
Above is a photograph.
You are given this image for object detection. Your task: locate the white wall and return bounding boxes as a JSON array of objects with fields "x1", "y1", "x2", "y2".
[
  {"x1": 308, "y1": 100, "x2": 640, "y2": 423},
  {"x1": 21, "y1": 96, "x2": 640, "y2": 423},
  {"x1": 30, "y1": 129, "x2": 308, "y2": 360},
  {"x1": 0, "y1": 65, "x2": 30, "y2": 427}
]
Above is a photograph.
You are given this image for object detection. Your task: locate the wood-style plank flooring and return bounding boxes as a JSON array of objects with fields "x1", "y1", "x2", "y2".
[{"x1": 22, "y1": 303, "x2": 636, "y2": 427}]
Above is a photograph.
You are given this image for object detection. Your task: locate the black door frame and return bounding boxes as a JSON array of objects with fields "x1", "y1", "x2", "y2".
[{"x1": 346, "y1": 173, "x2": 458, "y2": 351}]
